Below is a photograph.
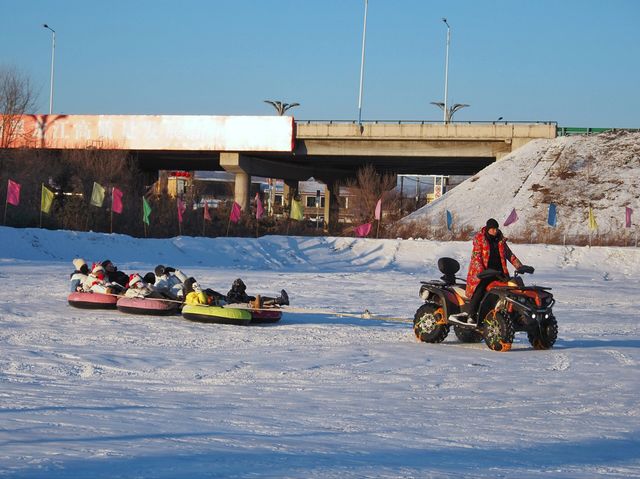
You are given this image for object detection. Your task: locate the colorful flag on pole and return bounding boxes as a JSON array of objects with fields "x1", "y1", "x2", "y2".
[
  {"x1": 177, "y1": 198, "x2": 186, "y2": 224},
  {"x1": 90, "y1": 182, "x2": 105, "y2": 207},
  {"x1": 446, "y1": 210, "x2": 453, "y2": 231},
  {"x1": 41, "y1": 184, "x2": 55, "y2": 214},
  {"x1": 374, "y1": 198, "x2": 382, "y2": 220},
  {"x1": 354, "y1": 222, "x2": 372, "y2": 237},
  {"x1": 7, "y1": 180, "x2": 20, "y2": 206},
  {"x1": 547, "y1": 203, "x2": 557, "y2": 227},
  {"x1": 626, "y1": 207, "x2": 633, "y2": 228},
  {"x1": 290, "y1": 198, "x2": 304, "y2": 221},
  {"x1": 588, "y1": 206, "x2": 598, "y2": 231},
  {"x1": 142, "y1": 197, "x2": 152, "y2": 225},
  {"x1": 255, "y1": 193, "x2": 264, "y2": 219},
  {"x1": 229, "y1": 201, "x2": 242, "y2": 223},
  {"x1": 503, "y1": 208, "x2": 518, "y2": 226},
  {"x1": 203, "y1": 201, "x2": 211, "y2": 221},
  {"x1": 112, "y1": 187, "x2": 123, "y2": 214}
]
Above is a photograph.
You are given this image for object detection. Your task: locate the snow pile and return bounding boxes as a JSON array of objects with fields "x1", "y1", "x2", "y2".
[{"x1": 401, "y1": 131, "x2": 640, "y2": 238}]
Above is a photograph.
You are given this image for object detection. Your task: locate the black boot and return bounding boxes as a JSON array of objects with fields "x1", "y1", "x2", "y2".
[{"x1": 277, "y1": 289, "x2": 289, "y2": 306}]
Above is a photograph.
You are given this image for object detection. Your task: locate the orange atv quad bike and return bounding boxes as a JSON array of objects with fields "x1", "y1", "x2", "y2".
[{"x1": 413, "y1": 257, "x2": 557, "y2": 352}]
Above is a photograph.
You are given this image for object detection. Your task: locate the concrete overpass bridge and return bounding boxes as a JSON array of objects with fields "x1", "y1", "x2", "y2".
[{"x1": 5, "y1": 114, "x2": 556, "y2": 227}]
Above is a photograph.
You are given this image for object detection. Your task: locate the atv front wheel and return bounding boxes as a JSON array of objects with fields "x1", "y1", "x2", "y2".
[
  {"x1": 454, "y1": 325, "x2": 483, "y2": 343},
  {"x1": 527, "y1": 314, "x2": 558, "y2": 350},
  {"x1": 482, "y1": 309, "x2": 515, "y2": 352},
  {"x1": 414, "y1": 303, "x2": 449, "y2": 343}
]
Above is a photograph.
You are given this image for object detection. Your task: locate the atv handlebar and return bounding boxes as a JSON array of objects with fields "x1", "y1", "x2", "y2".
[{"x1": 516, "y1": 265, "x2": 535, "y2": 275}]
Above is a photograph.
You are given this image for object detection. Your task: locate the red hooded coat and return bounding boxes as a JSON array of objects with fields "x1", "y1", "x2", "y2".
[{"x1": 465, "y1": 227, "x2": 522, "y2": 297}]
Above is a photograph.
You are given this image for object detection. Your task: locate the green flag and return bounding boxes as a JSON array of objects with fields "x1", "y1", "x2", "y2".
[
  {"x1": 290, "y1": 198, "x2": 304, "y2": 221},
  {"x1": 142, "y1": 197, "x2": 152, "y2": 225},
  {"x1": 90, "y1": 182, "x2": 105, "y2": 207},
  {"x1": 41, "y1": 184, "x2": 55, "y2": 214}
]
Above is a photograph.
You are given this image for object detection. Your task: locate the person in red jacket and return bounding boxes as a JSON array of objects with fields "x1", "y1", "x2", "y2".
[{"x1": 454, "y1": 218, "x2": 523, "y2": 324}]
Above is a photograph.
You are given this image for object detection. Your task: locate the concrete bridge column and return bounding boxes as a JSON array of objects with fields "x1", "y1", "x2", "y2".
[{"x1": 220, "y1": 152, "x2": 251, "y2": 211}]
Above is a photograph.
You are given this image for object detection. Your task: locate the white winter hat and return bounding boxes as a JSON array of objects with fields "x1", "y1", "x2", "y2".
[{"x1": 72, "y1": 258, "x2": 86, "y2": 270}]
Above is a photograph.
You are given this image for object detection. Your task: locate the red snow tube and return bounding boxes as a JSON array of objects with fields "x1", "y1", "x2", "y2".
[
  {"x1": 68, "y1": 292, "x2": 118, "y2": 309},
  {"x1": 116, "y1": 297, "x2": 180, "y2": 316},
  {"x1": 250, "y1": 308, "x2": 282, "y2": 324}
]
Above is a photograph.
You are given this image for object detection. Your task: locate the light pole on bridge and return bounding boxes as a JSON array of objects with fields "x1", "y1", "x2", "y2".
[{"x1": 43, "y1": 23, "x2": 56, "y2": 115}]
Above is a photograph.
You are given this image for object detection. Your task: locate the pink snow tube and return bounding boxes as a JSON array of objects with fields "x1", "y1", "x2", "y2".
[
  {"x1": 68, "y1": 292, "x2": 118, "y2": 309},
  {"x1": 116, "y1": 296, "x2": 179, "y2": 316}
]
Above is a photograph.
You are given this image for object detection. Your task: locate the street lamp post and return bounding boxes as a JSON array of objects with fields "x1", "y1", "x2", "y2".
[
  {"x1": 43, "y1": 24, "x2": 56, "y2": 115},
  {"x1": 441, "y1": 18, "x2": 450, "y2": 124},
  {"x1": 357, "y1": 0, "x2": 368, "y2": 124}
]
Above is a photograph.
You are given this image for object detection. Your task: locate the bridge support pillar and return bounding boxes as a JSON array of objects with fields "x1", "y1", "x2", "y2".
[{"x1": 220, "y1": 152, "x2": 251, "y2": 211}]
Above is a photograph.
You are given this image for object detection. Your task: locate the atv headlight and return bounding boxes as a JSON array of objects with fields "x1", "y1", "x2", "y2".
[{"x1": 531, "y1": 313, "x2": 537, "y2": 319}]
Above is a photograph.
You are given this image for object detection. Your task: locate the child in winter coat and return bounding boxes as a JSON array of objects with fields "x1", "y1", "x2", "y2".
[
  {"x1": 226, "y1": 278, "x2": 289, "y2": 308},
  {"x1": 153, "y1": 265, "x2": 188, "y2": 300},
  {"x1": 123, "y1": 274, "x2": 163, "y2": 299},
  {"x1": 183, "y1": 277, "x2": 226, "y2": 306},
  {"x1": 70, "y1": 258, "x2": 89, "y2": 292},
  {"x1": 82, "y1": 263, "x2": 124, "y2": 295}
]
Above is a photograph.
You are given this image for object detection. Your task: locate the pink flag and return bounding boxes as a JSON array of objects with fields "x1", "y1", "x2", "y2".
[
  {"x1": 112, "y1": 187, "x2": 123, "y2": 214},
  {"x1": 7, "y1": 180, "x2": 20, "y2": 206},
  {"x1": 374, "y1": 198, "x2": 382, "y2": 220},
  {"x1": 229, "y1": 201, "x2": 242, "y2": 223},
  {"x1": 177, "y1": 198, "x2": 186, "y2": 224},
  {"x1": 354, "y1": 222, "x2": 372, "y2": 237},
  {"x1": 626, "y1": 207, "x2": 633, "y2": 228},
  {"x1": 503, "y1": 208, "x2": 518, "y2": 226},
  {"x1": 203, "y1": 201, "x2": 211, "y2": 221},
  {"x1": 255, "y1": 193, "x2": 264, "y2": 219}
]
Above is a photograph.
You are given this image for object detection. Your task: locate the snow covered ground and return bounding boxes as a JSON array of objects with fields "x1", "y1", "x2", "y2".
[{"x1": 1, "y1": 226, "x2": 639, "y2": 478}]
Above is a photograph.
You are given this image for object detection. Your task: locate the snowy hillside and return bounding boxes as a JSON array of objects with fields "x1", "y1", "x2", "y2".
[
  {"x1": 401, "y1": 131, "x2": 640, "y2": 241},
  {"x1": 1, "y1": 226, "x2": 639, "y2": 477}
]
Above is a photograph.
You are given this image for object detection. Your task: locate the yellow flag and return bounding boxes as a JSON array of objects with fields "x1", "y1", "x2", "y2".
[
  {"x1": 90, "y1": 182, "x2": 105, "y2": 207},
  {"x1": 290, "y1": 199, "x2": 304, "y2": 221},
  {"x1": 41, "y1": 184, "x2": 55, "y2": 214},
  {"x1": 588, "y1": 206, "x2": 598, "y2": 231}
]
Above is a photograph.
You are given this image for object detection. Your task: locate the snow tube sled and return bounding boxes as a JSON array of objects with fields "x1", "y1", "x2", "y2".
[
  {"x1": 181, "y1": 304, "x2": 252, "y2": 325},
  {"x1": 116, "y1": 297, "x2": 180, "y2": 316},
  {"x1": 250, "y1": 308, "x2": 282, "y2": 323},
  {"x1": 68, "y1": 292, "x2": 118, "y2": 309},
  {"x1": 225, "y1": 304, "x2": 283, "y2": 324}
]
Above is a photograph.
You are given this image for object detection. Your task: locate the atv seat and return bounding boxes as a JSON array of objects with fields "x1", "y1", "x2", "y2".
[{"x1": 438, "y1": 257, "x2": 461, "y2": 285}]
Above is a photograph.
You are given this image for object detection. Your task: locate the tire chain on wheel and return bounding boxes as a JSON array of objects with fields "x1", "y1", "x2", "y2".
[
  {"x1": 482, "y1": 309, "x2": 515, "y2": 352},
  {"x1": 413, "y1": 303, "x2": 450, "y2": 343}
]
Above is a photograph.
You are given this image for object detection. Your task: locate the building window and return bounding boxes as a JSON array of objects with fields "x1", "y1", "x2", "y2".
[
  {"x1": 273, "y1": 194, "x2": 284, "y2": 206},
  {"x1": 306, "y1": 196, "x2": 325, "y2": 208}
]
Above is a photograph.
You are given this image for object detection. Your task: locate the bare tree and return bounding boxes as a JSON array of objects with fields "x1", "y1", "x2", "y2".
[
  {"x1": 344, "y1": 164, "x2": 399, "y2": 225},
  {"x1": 0, "y1": 66, "x2": 37, "y2": 148}
]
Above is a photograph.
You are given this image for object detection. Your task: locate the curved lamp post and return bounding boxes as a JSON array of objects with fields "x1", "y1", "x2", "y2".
[
  {"x1": 264, "y1": 100, "x2": 300, "y2": 116},
  {"x1": 430, "y1": 101, "x2": 470, "y2": 123}
]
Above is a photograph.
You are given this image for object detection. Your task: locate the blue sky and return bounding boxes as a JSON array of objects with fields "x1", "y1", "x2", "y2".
[{"x1": 2, "y1": 0, "x2": 639, "y2": 127}]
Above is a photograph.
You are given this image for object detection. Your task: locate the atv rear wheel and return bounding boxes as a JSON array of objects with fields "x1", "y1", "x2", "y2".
[
  {"x1": 527, "y1": 314, "x2": 558, "y2": 350},
  {"x1": 414, "y1": 303, "x2": 449, "y2": 343},
  {"x1": 454, "y1": 325, "x2": 483, "y2": 343},
  {"x1": 482, "y1": 309, "x2": 515, "y2": 352}
]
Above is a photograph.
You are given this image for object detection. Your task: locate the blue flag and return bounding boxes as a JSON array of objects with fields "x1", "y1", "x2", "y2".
[
  {"x1": 446, "y1": 210, "x2": 453, "y2": 231},
  {"x1": 548, "y1": 203, "x2": 557, "y2": 227}
]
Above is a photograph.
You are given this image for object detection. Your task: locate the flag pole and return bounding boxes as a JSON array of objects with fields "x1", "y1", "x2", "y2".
[
  {"x1": 202, "y1": 208, "x2": 206, "y2": 237},
  {"x1": 226, "y1": 216, "x2": 231, "y2": 237},
  {"x1": 39, "y1": 183, "x2": 44, "y2": 228},
  {"x1": 3, "y1": 196, "x2": 8, "y2": 225},
  {"x1": 376, "y1": 218, "x2": 381, "y2": 238},
  {"x1": 110, "y1": 187, "x2": 114, "y2": 234}
]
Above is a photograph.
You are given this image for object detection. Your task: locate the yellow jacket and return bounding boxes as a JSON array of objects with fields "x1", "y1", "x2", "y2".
[{"x1": 184, "y1": 290, "x2": 208, "y2": 305}]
